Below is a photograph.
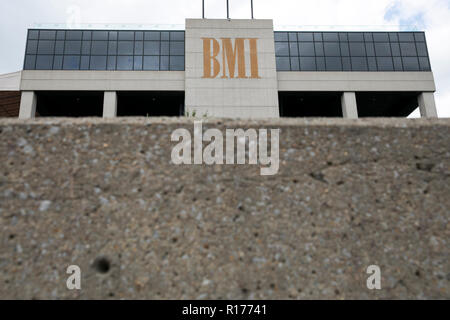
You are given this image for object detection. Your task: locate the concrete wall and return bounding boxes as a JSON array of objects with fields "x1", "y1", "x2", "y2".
[
  {"x1": 0, "y1": 118, "x2": 448, "y2": 299},
  {"x1": 184, "y1": 19, "x2": 279, "y2": 118}
]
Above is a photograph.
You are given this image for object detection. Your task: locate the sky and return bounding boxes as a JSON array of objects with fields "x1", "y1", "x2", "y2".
[{"x1": 0, "y1": 0, "x2": 449, "y2": 117}]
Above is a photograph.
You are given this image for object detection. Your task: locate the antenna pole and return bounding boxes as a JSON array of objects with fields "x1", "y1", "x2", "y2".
[
  {"x1": 227, "y1": 0, "x2": 230, "y2": 19},
  {"x1": 202, "y1": 0, "x2": 205, "y2": 19},
  {"x1": 251, "y1": 0, "x2": 254, "y2": 19}
]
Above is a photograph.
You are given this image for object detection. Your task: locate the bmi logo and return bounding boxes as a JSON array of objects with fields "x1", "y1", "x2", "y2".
[{"x1": 202, "y1": 38, "x2": 260, "y2": 79}]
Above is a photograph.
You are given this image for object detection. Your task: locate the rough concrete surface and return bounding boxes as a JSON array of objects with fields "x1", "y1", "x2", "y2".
[{"x1": 0, "y1": 118, "x2": 449, "y2": 300}]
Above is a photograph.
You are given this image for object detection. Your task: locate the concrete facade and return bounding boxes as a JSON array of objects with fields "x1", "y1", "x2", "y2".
[
  {"x1": 341, "y1": 92, "x2": 358, "y2": 119},
  {"x1": 103, "y1": 91, "x2": 117, "y2": 118},
  {"x1": 184, "y1": 19, "x2": 279, "y2": 118},
  {"x1": 18, "y1": 91, "x2": 36, "y2": 119},
  {"x1": 418, "y1": 92, "x2": 438, "y2": 118}
]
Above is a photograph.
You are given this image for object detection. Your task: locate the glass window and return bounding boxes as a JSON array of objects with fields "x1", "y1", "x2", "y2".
[
  {"x1": 324, "y1": 43, "x2": 340, "y2": 56},
  {"x1": 83, "y1": 31, "x2": 91, "y2": 41},
  {"x1": 314, "y1": 42, "x2": 324, "y2": 56},
  {"x1": 288, "y1": 42, "x2": 298, "y2": 56},
  {"x1": 339, "y1": 33, "x2": 348, "y2": 42},
  {"x1": 108, "y1": 41, "x2": 117, "y2": 55},
  {"x1": 117, "y1": 56, "x2": 133, "y2": 70},
  {"x1": 373, "y1": 33, "x2": 389, "y2": 42},
  {"x1": 416, "y1": 42, "x2": 428, "y2": 56},
  {"x1": 66, "y1": 31, "x2": 82, "y2": 40},
  {"x1": 26, "y1": 40, "x2": 38, "y2": 54},
  {"x1": 145, "y1": 31, "x2": 160, "y2": 41},
  {"x1": 402, "y1": 57, "x2": 419, "y2": 71},
  {"x1": 325, "y1": 57, "x2": 342, "y2": 71},
  {"x1": 364, "y1": 33, "x2": 373, "y2": 42},
  {"x1": 374, "y1": 43, "x2": 391, "y2": 56},
  {"x1": 80, "y1": 56, "x2": 90, "y2": 70},
  {"x1": 365, "y1": 43, "x2": 375, "y2": 56},
  {"x1": 161, "y1": 41, "x2": 169, "y2": 55},
  {"x1": 389, "y1": 33, "x2": 399, "y2": 42},
  {"x1": 65, "y1": 41, "x2": 81, "y2": 54},
  {"x1": 300, "y1": 57, "x2": 316, "y2": 71},
  {"x1": 161, "y1": 32, "x2": 170, "y2": 41},
  {"x1": 28, "y1": 30, "x2": 39, "y2": 40},
  {"x1": 298, "y1": 33, "x2": 313, "y2": 42},
  {"x1": 24, "y1": 55, "x2": 36, "y2": 69},
  {"x1": 170, "y1": 41, "x2": 184, "y2": 55},
  {"x1": 92, "y1": 41, "x2": 108, "y2": 55},
  {"x1": 323, "y1": 33, "x2": 339, "y2": 42},
  {"x1": 160, "y1": 56, "x2": 169, "y2": 70},
  {"x1": 107, "y1": 56, "x2": 116, "y2": 70},
  {"x1": 63, "y1": 55, "x2": 80, "y2": 70},
  {"x1": 134, "y1": 56, "x2": 143, "y2": 70},
  {"x1": 399, "y1": 33, "x2": 415, "y2": 42},
  {"x1": 93, "y1": 31, "x2": 108, "y2": 40},
  {"x1": 135, "y1": 42, "x2": 143, "y2": 55},
  {"x1": 56, "y1": 31, "x2": 65, "y2": 40},
  {"x1": 53, "y1": 55, "x2": 63, "y2": 69},
  {"x1": 349, "y1": 43, "x2": 365, "y2": 56},
  {"x1": 82, "y1": 41, "x2": 91, "y2": 55},
  {"x1": 414, "y1": 33, "x2": 425, "y2": 42},
  {"x1": 316, "y1": 57, "x2": 326, "y2": 71},
  {"x1": 393, "y1": 57, "x2": 403, "y2": 71},
  {"x1": 135, "y1": 32, "x2": 144, "y2": 41},
  {"x1": 275, "y1": 42, "x2": 289, "y2": 56},
  {"x1": 342, "y1": 57, "x2": 351, "y2": 71},
  {"x1": 419, "y1": 57, "x2": 430, "y2": 71},
  {"x1": 36, "y1": 56, "x2": 53, "y2": 69},
  {"x1": 290, "y1": 57, "x2": 300, "y2": 71},
  {"x1": 40, "y1": 30, "x2": 56, "y2": 40},
  {"x1": 348, "y1": 33, "x2": 364, "y2": 42},
  {"x1": 367, "y1": 57, "x2": 377, "y2": 71},
  {"x1": 144, "y1": 41, "x2": 160, "y2": 55},
  {"x1": 55, "y1": 41, "x2": 64, "y2": 54},
  {"x1": 118, "y1": 31, "x2": 134, "y2": 41},
  {"x1": 274, "y1": 32, "x2": 288, "y2": 42},
  {"x1": 170, "y1": 56, "x2": 184, "y2": 70},
  {"x1": 351, "y1": 57, "x2": 368, "y2": 71},
  {"x1": 400, "y1": 43, "x2": 417, "y2": 56},
  {"x1": 90, "y1": 56, "x2": 107, "y2": 70},
  {"x1": 298, "y1": 42, "x2": 315, "y2": 56},
  {"x1": 276, "y1": 57, "x2": 290, "y2": 71},
  {"x1": 144, "y1": 56, "x2": 159, "y2": 70},
  {"x1": 38, "y1": 40, "x2": 55, "y2": 54},
  {"x1": 376, "y1": 57, "x2": 394, "y2": 71},
  {"x1": 391, "y1": 43, "x2": 401, "y2": 56},
  {"x1": 109, "y1": 31, "x2": 117, "y2": 41},
  {"x1": 118, "y1": 41, "x2": 134, "y2": 55},
  {"x1": 288, "y1": 32, "x2": 297, "y2": 42},
  {"x1": 313, "y1": 33, "x2": 322, "y2": 41},
  {"x1": 340, "y1": 43, "x2": 350, "y2": 56}
]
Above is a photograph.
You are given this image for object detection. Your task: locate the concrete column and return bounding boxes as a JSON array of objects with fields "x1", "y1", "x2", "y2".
[
  {"x1": 18, "y1": 91, "x2": 37, "y2": 119},
  {"x1": 103, "y1": 91, "x2": 117, "y2": 118},
  {"x1": 418, "y1": 92, "x2": 438, "y2": 118},
  {"x1": 341, "y1": 92, "x2": 358, "y2": 119}
]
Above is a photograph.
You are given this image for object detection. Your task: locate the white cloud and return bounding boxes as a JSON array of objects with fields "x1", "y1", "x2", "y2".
[{"x1": 0, "y1": 0, "x2": 448, "y2": 116}]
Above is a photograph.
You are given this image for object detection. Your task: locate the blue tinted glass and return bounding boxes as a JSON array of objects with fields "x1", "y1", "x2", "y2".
[
  {"x1": 399, "y1": 33, "x2": 415, "y2": 42},
  {"x1": 402, "y1": 57, "x2": 419, "y2": 71},
  {"x1": 63, "y1": 56, "x2": 80, "y2": 70},
  {"x1": 316, "y1": 57, "x2": 326, "y2": 71},
  {"x1": 135, "y1": 32, "x2": 144, "y2": 41},
  {"x1": 24, "y1": 55, "x2": 36, "y2": 69},
  {"x1": 276, "y1": 57, "x2": 290, "y2": 71},
  {"x1": 93, "y1": 31, "x2": 108, "y2": 40},
  {"x1": 416, "y1": 43, "x2": 428, "y2": 56},
  {"x1": 365, "y1": 43, "x2": 375, "y2": 56},
  {"x1": 349, "y1": 43, "x2": 365, "y2": 56},
  {"x1": 26, "y1": 40, "x2": 38, "y2": 54},
  {"x1": 118, "y1": 41, "x2": 134, "y2": 55},
  {"x1": 274, "y1": 32, "x2": 288, "y2": 41},
  {"x1": 134, "y1": 56, "x2": 143, "y2": 70},
  {"x1": 342, "y1": 57, "x2": 351, "y2": 71},
  {"x1": 351, "y1": 57, "x2": 368, "y2": 71},
  {"x1": 325, "y1": 57, "x2": 342, "y2": 71},
  {"x1": 53, "y1": 55, "x2": 63, "y2": 69},
  {"x1": 374, "y1": 43, "x2": 391, "y2": 56},
  {"x1": 298, "y1": 33, "x2": 314, "y2": 41},
  {"x1": 314, "y1": 42, "x2": 324, "y2": 56},
  {"x1": 55, "y1": 41, "x2": 64, "y2": 54},
  {"x1": 56, "y1": 31, "x2": 65, "y2": 40},
  {"x1": 108, "y1": 41, "x2": 117, "y2": 55},
  {"x1": 393, "y1": 57, "x2": 403, "y2": 71},
  {"x1": 160, "y1": 56, "x2": 169, "y2": 70},
  {"x1": 66, "y1": 31, "x2": 82, "y2": 40},
  {"x1": 300, "y1": 57, "x2": 316, "y2": 71},
  {"x1": 376, "y1": 57, "x2": 394, "y2": 71},
  {"x1": 36, "y1": 56, "x2": 53, "y2": 69},
  {"x1": 161, "y1": 32, "x2": 169, "y2": 41},
  {"x1": 117, "y1": 56, "x2": 133, "y2": 70},
  {"x1": 109, "y1": 31, "x2": 117, "y2": 41},
  {"x1": 288, "y1": 32, "x2": 297, "y2": 42},
  {"x1": 314, "y1": 33, "x2": 322, "y2": 41},
  {"x1": 339, "y1": 33, "x2": 348, "y2": 41},
  {"x1": 90, "y1": 56, "x2": 107, "y2": 70},
  {"x1": 65, "y1": 41, "x2": 81, "y2": 54},
  {"x1": 82, "y1": 41, "x2": 91, "y2": 55},
  {"x1": 389, "y1": 33, "x2": 399, "y2": 42},
  {"x1": 299, "y1": 42, "x2": 315, "y2": 56},
  {"x1": 107, "y1": 56, "x2": 116, "y2": 70},
  {"x1": 170, "y1": 56, "x2": 184, "y2": 70},
  {"x1": 348, "y1": 33, "x2": 364, "y2": 41},
  {"x1": 161, "y1": 42, "x2": 169, "y2": 55},
  {"x1": 400, "y1": 43, "x2": 417, "y2": 56},
  {"x1": 38, "y1": 40, "x2": 55, "y2": 54},
  {"x1": 170, "y1": 41, "x2": 184, "y2": 55},
  {"x1": 414, "y1": 33, "x2": 425, "y2": 42},
  {"x1": 28, "y1": 30, "x2": 39, "y2": 40},
  {"x1": 92, "y1": 41, "x2": 108, "y2": 55},
  {"x1": 340, "y1": 43, "x2": 350, "y2": 56},
  {"x1": 135, "y1": 42, "x2": 143, "y2": 55},
  {"x1": 373, "y1": 33, "x2": 389, "y2": 42},
  {"x1": 118, "y1": 31, "x2": 134, "y2": 40},
  {"x1": 364, "y1": 33, "x2": 373, "y2": 42},
  {"x1": 275, "y1": 42, "x2": 289, "y2": 56},
  {"x1": 324, "y1": 43, "x2": 340, "y2": 56},
  {"x1": 83, "y1": 31, "x2": 91, "y2": 41},
  {"x1": 145, "y1": 31, "x2": 160, "y2": 41},
  {"x1": 367, "y1": 57, "x2": 377, "y2": 71},
  {"x1": 143, "y1": 56, "x2": 159, "y2": 70},
  {"x1": 323, "y1": 33, "x2": 339, "y2": 41},
  {"x1": 289, "y1": 42, "x2": 299, "y2": 56},
  {"x1": 419, "y1": 57, "x2": 430, "y2": 71},
  {"x1": 391, "y1": 43, "x2": 401, "y2": 56},
  {"x1": 144, "y1": 41, "x2": 160, "y2": 55},
  {"x1": 290, "y1": 57, "x2": 300, "y2": 71},
  {"x1": 80, "y1": 56, "x2": 90, "y2": 70},
  {"x1": 171, "y1": 31, "x2": 184, "y2": 41},
  {"x1": 40, "y1": 30, "x2": 56, "y2": 40}
]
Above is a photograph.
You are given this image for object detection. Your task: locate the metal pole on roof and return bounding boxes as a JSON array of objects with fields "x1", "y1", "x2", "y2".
[
  {"x1": 227, "y1": 0, "x2": 230, "y2": 19},
  {"x1": 251, "y1": 0, "x2": 254, "y2": 19},
  {"x1": 202, "y1": 0, "x2": 205, "y2": 19}
]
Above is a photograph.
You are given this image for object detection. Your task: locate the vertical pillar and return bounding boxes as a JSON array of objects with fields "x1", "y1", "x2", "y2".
[
  {"x1": 18, "y1": 91, "x2": 37, "y2": 119},
  {"x1": 418, "y1": 92, "x2": 438, "y2": 118},
  {"x1": 341, "y1": 92, "x2": 358, "y2": 119},
  {"x1": 103, "y1": 91, "x2": 117, "y2": 118}
]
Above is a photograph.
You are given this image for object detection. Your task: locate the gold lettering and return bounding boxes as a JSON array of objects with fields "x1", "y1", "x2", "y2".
[
  {"x1": 249, "y1": 38, "x2": 260, "y2": 79},
  {"x1": 221, "y1": 38, "x2": 246, "y2": 79},
  {"x1": 202, "y1": 38, "x2": 221, "y2": 78}
]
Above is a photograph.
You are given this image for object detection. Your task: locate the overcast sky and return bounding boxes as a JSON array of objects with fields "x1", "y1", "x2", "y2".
[{"x1": 1, "y1": 0, "x2": 449, "y2": 117}]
